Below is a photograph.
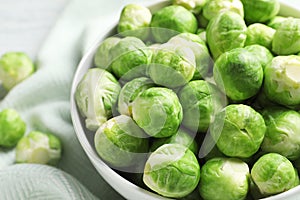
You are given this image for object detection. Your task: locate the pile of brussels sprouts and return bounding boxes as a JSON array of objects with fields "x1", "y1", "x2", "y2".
[
  {"x1": 0, "y1": 52, "x2": 62, "y2": 166},
  {"x1": 75, "y1": 0, "x2": 300, "y2": 199},
  {"x1": 0, "y1": 107, "x2": 62, "y2": 166}
]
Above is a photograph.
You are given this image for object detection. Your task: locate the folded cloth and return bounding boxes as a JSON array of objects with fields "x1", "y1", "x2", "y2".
[
  {"x1": 0, "y1": 164, "x2": 98, "y2": 200},
  {"x1": 0, "y1": 0, "x2": 159, "y2": 199}
]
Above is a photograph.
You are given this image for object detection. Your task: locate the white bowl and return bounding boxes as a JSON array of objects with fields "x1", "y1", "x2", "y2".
[{"x1": 70, "y1": 1, "x2": 300, "y2": 199}]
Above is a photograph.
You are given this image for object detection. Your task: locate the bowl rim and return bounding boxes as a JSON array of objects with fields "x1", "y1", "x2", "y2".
[
  {"x1": 70, "y1": 1, "x2": 172, "y2": 200},
  {"x1": 70, "y1": 1, "x2": 300, "y2": 200}
]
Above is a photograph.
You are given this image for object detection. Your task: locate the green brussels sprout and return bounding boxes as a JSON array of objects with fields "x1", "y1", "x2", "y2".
[
  {"x1": 196, "y1": 28, "x2": 207, "y2": 43},
  {"x1": 150, "y1": 128, "x2": 198, "y2": 154},
  {"x1": 263, "y1": 55, "x2": 300, "y2": 107},
  {"x1": 206, "y1": 11, "x2": 247, "y2": 59},
  {"x1": 15, "y1": 131, "x2": 62, "y2": 165},
  {"x1": 213, "y1": 48, "x2": 264, "y2": 101},
  {"x1": 0, "y1": 52, "x2": 35, "y2": 91},
  {"x1": 210, "y1": 104, "x2": 266, "y2": 158},
  {"x1": 172, "y1": 0, "x2": 207, "y2": 14},
  {"x1": 267, "y1": 16, "x2": 291, "y2": 29},
  {"x1": 118, "y1": 77, "x2": 155, "y2": 116},
  {"x1": 245, "y1": 23, "x2": 276, "y2": 50},
  {"x1": 149, "y1": 43, "x2": 195, "y2": 88},
  {"x1": 202, "y1": 0, "x2": 244, "y2": 21},
  {"x1": 293, "y1": 168, "x2": 300, "y2": 187},
  {"x1": 94, "y1": 37, "x2": 120, "y2": 72},
  {"x1": 94, "y1": 115, "x2": 149, "y2": 169},
  {"x1": 251, "y1": 153, "x2": 297, "y2": 196},
  {"x1": 241, "y1": 0, "x2": 280, "y2": 24},
  {"x1": 148, "y1": 43, "x2": 161, "y2": 49},
  {"x1": 272, "y1": 18, "x2": 300, "y2": 55},
  {"x1": 150, "y1": 5, "x2": 198, "y2": 43},
  {"x1": 244, "y1": 45, "x2": 273, "y2": 69},
  {"x1": 143, "y1": 144, "x2": 200, "y2": 198},
  {"x1": 132, "y1": 87, "x2": 183, "y2": 138},
  {"x1": 75, "y1": 68, "x2": 121, "y2": 131},
  {"x1": 0, "y1": 109, "x2": 26, "y2": 148},
  {"x1": 178, "y1": 80, "x2": 226, "y2": 133},
  {"x1": 261, "y1": 106, "x2": 300, "y2": 160},
  {"x1": 117, "y1": 4, "x2": 152, "y2": 40},
  {"x1": 169, "y1": 32, "x2": 206, "y2": 46},
  {"x1": 199, "y1": 157, "x2": 250, "y2": 200},
  {"x1": 110, "y1": 37, "x2": 151, "y2": 79},
  {"x1": 249, "y1": 175, "x2": 263, "y2": 199},
  {"x1": 167, "y1": 33, "x2": 211, "y2": 79}
]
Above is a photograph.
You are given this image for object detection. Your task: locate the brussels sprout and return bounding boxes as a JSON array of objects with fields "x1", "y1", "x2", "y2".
[
  {"x1": 94, "y1": 37, "x2": 120, "y2": 72},
  {"x1": 251, "y1": 153, "x2": 297, "y2": 196},
  {"x1": 213, "y1": 48, "x2": 264, "y2": 101},
  {"x1": 117, "y1": 4, "x2": 152, "y2": 40},
  {"x1": 132, "y1": 87, "x2": 183, "y2": 138},
  {"x1": 245, "y1": 23, "x2": 276, "y2": 50},
  {"x1": 118, "y1": 77, "x2": 155, "y2": 116},
  {"x1": 241, "y1": 0, "x2": 280, "y2": 24},
  {"x1": 263, "y1": 55, "x2": 300, "y2": 107},
  {"x1": 249, "y1": 171, "x2": 265, "y2": 199},
  {"x1": 244, "y1": 45, "x2": 273, "y2": 69},
  {"x1": 169, "y1": 32, "x2": 206, "y2": 46},
  {"x1": 0, "y1": 109, "x2": 26, "y2": 148},
  {"x1": 272, "y1": 18, "x2": 300, "y2": 55},
  {"x1": 196, "y1": 28, "x2": 207, "y2": 43},
  {"x1": 199, "y1": 157, "x2": 250, "y2": 200},
  {"x1": 267, "y1": 16, "x2": 291, "y2": 29},
  {"x1": 167, "y1": 33, "x2": 211, "y2": 79},
  {"x1": 210, "y1": 104, "x2": 266, "y2": 158},
  {"x1": 206, "y1": 11, "x2": 247, "y2": 59},
  {"x1": 202, "y1": 0, "x2": 244, "y2": 21},
  {"x1": 15, "y1": 131, "x2": 62, "y2": 165},
  {"x1": 75, "y1": 68, "x2": 121, "y2": 131},
  {"x1": 0, "y1": 52, "x2": 34, "y2": 91},
  {"x1": 150, "y1": 128, "x2": 198, "y2": 154},
  {"x1": 261, "y1": 106, "x2": 300, "y2": 160},
  {"x1": 143, "y1": 144, "x2": 200, "y2": 198},
  {"x1": 178, "y1": 80, "x2": 226, "y2": 133},
  {"x1": 149, "y1": 43, "x2": 195, "y2": 88},
  {"x1": 293, "y1": 168, "x2": 300, "y2": 187},
  {"x1": 150, "y1": 5, "x2": 198, "y2": 43},
  {"x1": 109, "y1": 37, "x2": 151, "y2": 79},
  {"x1": 94, "y1": 115, "x2": 149, "y2": 169},
  {"x1": 172, "y1": 0, "x2": 207, "y2": 14}
]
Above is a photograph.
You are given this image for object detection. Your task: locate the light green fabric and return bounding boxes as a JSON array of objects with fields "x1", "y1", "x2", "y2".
[
  {"x1": 0, "y1": 164, "x2": 99, "y2": 200},
  {"x1": 0, "y1": 0, "x2": 160, "y2": 199}
]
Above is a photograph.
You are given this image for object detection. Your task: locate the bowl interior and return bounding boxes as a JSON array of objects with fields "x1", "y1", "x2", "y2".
[{"x1": 70, "y1": 1, "x2": 300, "y2": 200}]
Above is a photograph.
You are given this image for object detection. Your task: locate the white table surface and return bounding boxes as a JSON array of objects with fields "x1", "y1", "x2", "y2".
[
  {"x1": 0, "y1": 0, "x2": 69, "y2": 59},
  {"x1": 0, "y1": 0, "x2": 299, "y2": 60}
]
